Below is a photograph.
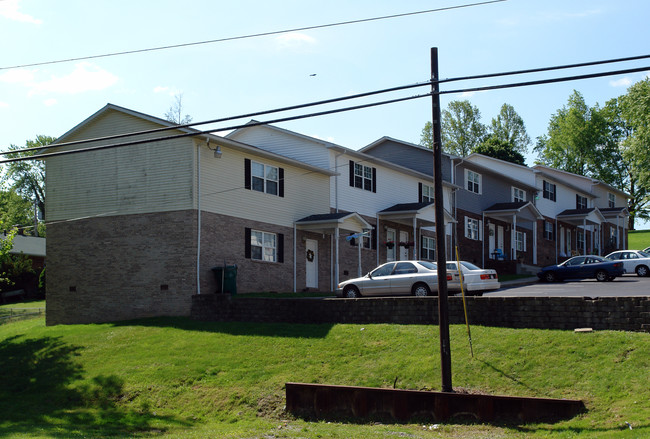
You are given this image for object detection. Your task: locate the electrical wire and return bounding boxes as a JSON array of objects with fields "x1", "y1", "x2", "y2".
[
  {"x1": 0, "y1": 0, "x2": 506, "y2": 71},
  {"x1": 3, "y1": 52, "x2": 649, "y2": 157},
  {"x1": 1, "y1": 62, "x2": 648, "y2": 164}
]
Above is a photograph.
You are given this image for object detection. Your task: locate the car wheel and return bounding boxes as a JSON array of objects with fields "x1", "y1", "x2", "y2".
[
  {"x1": 544, "y1": 271, "x2": 556, "y2": 282},
  {"x1": 343, "y1": 285, "x2": 361, "y2": 298},
  {"x1": 607, "y1": 276, "x2": 616, "y2": 281},
  {"x1": 412, "y1": 283, "x2": 431, "y2": 297},
  {"x1": 595, "y1": 270, "x2": 608, "y2": 282},
  {"x1": 635, "y1": 265, "x2": 649, "y2": 277}
]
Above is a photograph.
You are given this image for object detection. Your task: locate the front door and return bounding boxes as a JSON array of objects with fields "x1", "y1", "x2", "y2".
[
  {"x1": 399, "y1": 231, "x2": 409, "y2": 260},
  {"x1": 497, "y1": 226, "x2": 504, "y2": 255},
  {"x1": 305, "y1": 239, "x2": 318, "y2": 289},
  {"x1": 488, "y1": 224, "x2": 496, "y2": 258}
]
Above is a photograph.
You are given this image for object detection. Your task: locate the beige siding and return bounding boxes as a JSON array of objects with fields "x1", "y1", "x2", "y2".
[
  {"x1": 198, "y1": 143, "x2": 330, "y2": 227},
  {"x1": 46, "y1": 111, "x2": 195, "y2": 221}
]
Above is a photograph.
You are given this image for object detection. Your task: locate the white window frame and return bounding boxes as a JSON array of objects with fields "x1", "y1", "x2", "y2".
[
  {"x1": 515, "y1": 230, "x2": 527, "y2": 252},
  {"x1": 544, "y1": 221, "x2": 554, "y2": 240},
  {"x1": 465, "y1": 169, "x2": 481, "y2": 194},
  {"x1": 251, "y1": 161, "x2": 279, "y2": 196},
  {"x1": 465, "y1": 217, "x2": 481, "y2": 240},
  {"x1": 543, "y1": 180, "x2": 556, "y2": 201},
  {"x1": 576, "y1": 194, "x2": 588, "y2": 210},
  {"x1": 512, "y1": 187, "x2": 526, "y2": 203},
  {"x1": 251, "y1": 230, "x2": 277, "y2": 262},
  {"x1": 421, "y1": 236, "x2": 436, "y2": 260},
  {"x1": 608, "y1": 193, "x2": 616, "y2": 208},
  {"x1": 354, "y1": 162, "x2": 373, "y2": 191},
  {"x1": 577, "y1": 230, "x2": 585, "y2": 250},
  {"x1": 422, "y1": 184, "x2": 434, "y2": 203}
]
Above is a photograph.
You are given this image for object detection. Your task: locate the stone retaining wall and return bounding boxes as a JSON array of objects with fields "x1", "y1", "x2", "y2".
[{"x1": 192, "y1": 294, "x2": 650, "y2": 332}]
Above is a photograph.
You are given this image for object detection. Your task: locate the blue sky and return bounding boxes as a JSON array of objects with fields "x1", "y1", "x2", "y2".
[{"x1": 1, "y1": 0, "x2": 649, "y2": 226}]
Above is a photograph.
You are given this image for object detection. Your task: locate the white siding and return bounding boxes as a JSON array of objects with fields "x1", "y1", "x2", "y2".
[
  {"x1": 466, "y1": 155, "x2": 536, "y2": 187},
  {"x1": 198, "y1": 143, "x2": 330, "y2": 227},
  {"x1": 46, "y1": 111, "x2": 194, "y2": 222},
  {"x1": 228, "y1": 125, "x2": 331, "y2": 170}
]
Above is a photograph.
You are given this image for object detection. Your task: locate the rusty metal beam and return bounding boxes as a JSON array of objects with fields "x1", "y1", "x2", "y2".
[{"x1": 286, "y1": 382, "x2": 585, "y2": 423}]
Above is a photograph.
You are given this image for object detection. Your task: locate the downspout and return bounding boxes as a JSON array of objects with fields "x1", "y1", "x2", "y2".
[
  {"x1": 413, "y1": 216, "x2": 417, "y2": 260},
  {"x1": 481, "y1": 212, "x2": 485, "y2": 268},
  {"x1": 334, "y1": 151, "x2": 345, "y2": 213},
  {"x1": 196, "y1": 141, "x2": 202, "y2": 295},
  {"x1": 293, "y1": 223, "x2": 297, "y2": 293},
  {"x1": 376, "y1": 213, "x2": 380, "y2": 267}
]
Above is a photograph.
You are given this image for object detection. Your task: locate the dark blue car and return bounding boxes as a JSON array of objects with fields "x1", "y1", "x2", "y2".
[{"x1": 537, "y1": 255, "x2": 625, "y2": 282}]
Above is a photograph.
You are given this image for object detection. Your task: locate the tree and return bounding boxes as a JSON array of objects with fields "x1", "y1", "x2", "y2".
[
  {"x1": 490, "y1": 103, "x2": 531, "y2": 154},
  {"x1": 437, "y1": 100, "x2": 486, "y2": 156},
  {"x1": 534, "y1": 90, "x2": 608, "y2": 176},
  {"x1": 419, "y1": 121, "x2": 434, "y2": 149},
  {"x1": 473, "y1": 135, "x2": 525, "y2": 165},
  {"x1": 0, "y1": 188, "x2": 34, "y2": 233},
  {"x1": 2, "y1": 135, "x2": 54, "y2": 228},
  {"x1": 164, "y1": 93, "x2": 193, "y2": 125},
  {"x1": 0, "y1": 228, "x2": 17, "y2": 290}
]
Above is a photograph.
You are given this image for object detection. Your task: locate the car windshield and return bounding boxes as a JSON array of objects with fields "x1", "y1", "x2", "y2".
[
  {"x1": 460, "y1": 261, "x2": 481, "y2": 270},
  {"x1": 417, "y1": 261, "x2": 437, "y2": 270},
  {"x1": 639, "y1": 251, "x2": 650, "y2": 258}
]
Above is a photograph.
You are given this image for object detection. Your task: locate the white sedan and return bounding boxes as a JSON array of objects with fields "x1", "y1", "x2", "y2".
[
  {"x1": 445, "y1": 261, "x2": 500, "y2": 296},
  {"x1": 337, "y1": 260, "x2": 460, "y2": 298},
  {"x1": 604, "y1": 250, "x2": 650, "y2": 277}
]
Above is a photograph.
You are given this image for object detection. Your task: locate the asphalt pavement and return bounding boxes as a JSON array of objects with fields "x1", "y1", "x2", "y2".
[{"x1": 488, "y1": 273, "x2": 650, "y2": 297}]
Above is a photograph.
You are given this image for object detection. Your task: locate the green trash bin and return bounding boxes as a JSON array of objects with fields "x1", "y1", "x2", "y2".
[
  {"x1": 211, "y1": 267, "x2": 224, "y2": 294},
  {"x1": 223, "y1": 265, "x2": 238, "y2": 295}
]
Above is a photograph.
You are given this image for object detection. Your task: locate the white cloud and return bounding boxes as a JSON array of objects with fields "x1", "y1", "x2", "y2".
[
  {"x1": 43, "y1": 98, "x2": 57, "y2": 106},
  {"x1": 0, "y1": 68, "x2": 36, "y2": 84},
  {"x1": 154, "y1": 86, "x2": 171, "y2": 94},
  {"x1": 0, "y1": 0, "x2": 42, "y2": 24},
  {"x1": 276, "y1": 32, "x2": 316, "y2": 47},
  {"x1": 610, "y1": 77, "x2": 633, "y2": 88},
  {"x1": 0, "y1": 101, "x2": 9, "y2": 108},
  {"x1": 154, "y1": 86, "x2": 181, "y2": 96},
  {"x1": 27, "y1": 62, "x2": 118, "y2": 95}
]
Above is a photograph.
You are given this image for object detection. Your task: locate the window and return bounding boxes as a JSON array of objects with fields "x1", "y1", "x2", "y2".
[
  {"x1": 577, "y1": 230, "x2": 585, "y2": 250},
  {"x1": 543, "y1": 180, "x2": 556, "y2": 202},
  {"x1": 393, "y1": 262, "x2": 418, "y2": 275},
  {"x1": 466, "y1": 170, "x2": 481, "y2": 194},
  {"x1": 610, "y1": 226, "x2": 618, "y2": 247},
  {"x1": 515, "y1": 231, "x2": 526, "y2": 252},
  {"x1": 465, "y1": 217, "x2": 480, "y2": 240},
  {"x1": 544, "y1": 221, "x2": 554, "y2": 240},
  {"x1": 419, "y1": 183, "x2": 434, "y2": 203},
  {"x1": 245, "y1": 159, "x2": 284, "y2": 197},
  {"x1": 608, "y1": 193, "x2": 616, "y2": 208},
  {"x1": 576, "y1": 194, "x2": 588, "y2": 210},
  {"x1": 420, "y1": 236, "x2": 436, "y2": 260},
  {"x1": 512, "y1": 187, "x2": 526, "y2": 203},
  {"x1": 245, "y1": 228, "x2": 284, "y2": 263},
  {"x1": 349, "y1": 160, "x2": 376, "y2": 192}
]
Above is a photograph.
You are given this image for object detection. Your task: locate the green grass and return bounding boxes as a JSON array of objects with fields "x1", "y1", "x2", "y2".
[
  {"x1": 628, "y1": 229, "x2": 650, "y2": 251},
  {"x1": 0, "y1": 314, "x2": 648, "y2": 438}
]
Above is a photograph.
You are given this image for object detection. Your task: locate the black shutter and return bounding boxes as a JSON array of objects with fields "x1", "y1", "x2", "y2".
[
  {"x1": 349, "y1": 160, "x2": 355, "y2": 187},
  {"x1": 277, "y1": 233, "x2": 284, "y2": 263},
  {"x1": 279, "y1": 167, "x2": 284, "y2": 198},
  {"x1": 418, "y1": 182, "x2": 423, "y2": 202},
  {"x1": 552, "y1": 184, "x2": 557, "y2": 201},
  {"x1": 244, "y1": 159, "x2": 251, "y2": 190},
  {"x1": 576, "y1": 194, "x2": 579, "y2": 209},
  {"x1": 245, "y1": 227, "x2": 251, "y2": 259},
  {"x1": 372, "y1": 167, "x2": 377, "y2": 193},
  {"x1": 371, "y1": 226, "x2": 377, "y2": 250}
]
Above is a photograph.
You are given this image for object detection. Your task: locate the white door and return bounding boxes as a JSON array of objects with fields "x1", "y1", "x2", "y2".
[
  {"x1": 497, "y1": 226, "x2": 504, "y2": 253},
  {"x1": 488, "y1": 224, "x2": 496, "y2": 258},
  {"x1": 305, "y1": 239, "x2": 318, "y2": 288},
  {"x1": 386, "y1": 228, "x2": 396, "y2": 262},
  {"x1": 399, "y1": 231, "x2": 409, "y2": 260}
]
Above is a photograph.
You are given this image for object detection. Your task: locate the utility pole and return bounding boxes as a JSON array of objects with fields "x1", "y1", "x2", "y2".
[{"x1": 431, "y1": 47, "x2": 453, "y2": 393}]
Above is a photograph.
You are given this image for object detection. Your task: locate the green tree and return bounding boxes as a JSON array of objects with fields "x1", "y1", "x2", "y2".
[
  {"x1": 490, "y1": 103, "x2": 531, "y2": 154},
  {"x1": 0, "y1": 188, "x2": 34, "y2": 232},
  {"x1": 473, "y1": 135, "x2": 525, "y2": 165},
  {"x1": 419, "y1": 121, "x2": 434, "y2": 149},
  {"x1": 534, "y1": 90, "x2": 608, "y2": 176},
  {"x1": 0, "y1": 228, "x2": 17, "y2": 290},
  {"x1": 2, "y1": 135, "x2": 54, "y2": 227},
  {"x1": 439, "y1": 100, "x2": 486, "y2": 156}
]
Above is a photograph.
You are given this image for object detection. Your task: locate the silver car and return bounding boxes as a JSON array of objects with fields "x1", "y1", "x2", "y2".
[
  {"x1": 605, "y1": 250, "x2": 650, "y2": 277},
  {"x1": 337, "y1": 260, "x2": 460, "y2": 298}
]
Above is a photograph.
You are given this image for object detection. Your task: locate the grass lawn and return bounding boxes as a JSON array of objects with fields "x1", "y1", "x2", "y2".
[
  {"x1": 628, "y1": 229, "x2": 650, "y2": 251},
  {"x1": 0, "y1": 313, "x2": 648, "y2": 438}
]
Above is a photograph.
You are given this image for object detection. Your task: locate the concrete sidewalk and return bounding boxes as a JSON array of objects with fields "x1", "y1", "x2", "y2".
[{"x1": 499, "y1": 276, "x2": 539, "y2": 288}]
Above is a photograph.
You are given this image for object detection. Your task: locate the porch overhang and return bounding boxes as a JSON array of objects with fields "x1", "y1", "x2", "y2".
[
  {"x1": 377, "y1": 202, "x2": 456, "y2": 227},
  {"x1": 557, "y1": 208, "x2": 606, "y2": 227},
  {"x1": 295, "y1": 212, "x2": 371, "y2": 234},
  {"x1": 599, "y1": 207, "x2": 629, "y2": 224},
  {"x1": 483, "y1": 202, "x2": 543, "y2": 223}
]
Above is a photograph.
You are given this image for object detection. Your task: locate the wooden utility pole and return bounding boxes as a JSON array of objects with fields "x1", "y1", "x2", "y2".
[{"x1": 431, "y1": 47, "x2": 453, "y2": 393}]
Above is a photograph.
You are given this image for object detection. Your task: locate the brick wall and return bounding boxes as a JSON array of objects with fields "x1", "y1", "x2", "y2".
[
  {"x1": 192, "y1": 294, "x2": 650, "y2": 332},
  {"x1": 47, "y1": 210, "x2": 198, "y2": 325}
]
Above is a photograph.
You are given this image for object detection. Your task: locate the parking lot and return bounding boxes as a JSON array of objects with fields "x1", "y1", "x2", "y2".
[{"x1": 487, "y1": 273, "x2": 650, "y2": 298}]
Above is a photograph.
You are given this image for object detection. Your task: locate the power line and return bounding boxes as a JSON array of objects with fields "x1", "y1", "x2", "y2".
[
  {"x1": 0, "y1": 0, "x2": 506, "y2": 71},
  {"x1": 3, "y1": 53, "x2": 649, "y2": 157},
  {"x1": 2, "y1": 63, "x2": 648, "y2": 165}
]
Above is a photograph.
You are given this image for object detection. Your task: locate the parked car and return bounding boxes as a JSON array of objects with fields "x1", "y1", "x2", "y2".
[
  {"x1": 537, "y1": 255, "x2": 625, "y2": 282},
  {"x1": 643, "y1": 246, "x2": 650, "y2": 253},
  {"x1": 445, "y1": 261, "x2": 500, "y2": 296},
  {"x1": 337, "y1": 260, "x2": 460, "y2": 298},
  {"x1": 604, "y1": 250, "x2": 650, "y2": 277}
]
